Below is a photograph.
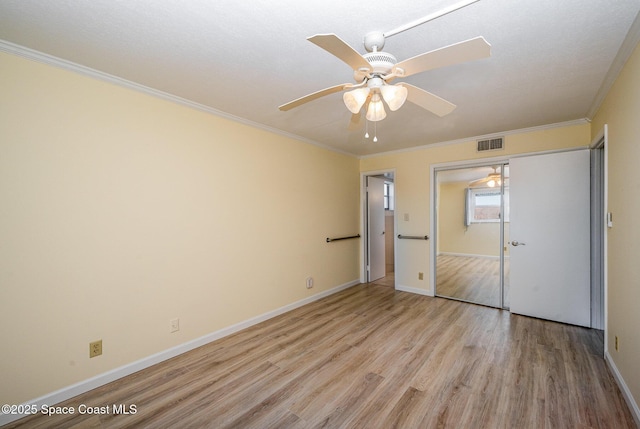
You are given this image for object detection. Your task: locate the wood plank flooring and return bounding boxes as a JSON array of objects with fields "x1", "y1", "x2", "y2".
[
  {"x1": 6, "y1": 282, "x2": 636, "y2": 428},
  {"x1": 437, "y1": 254, "x2": 510, "y2": 308}
]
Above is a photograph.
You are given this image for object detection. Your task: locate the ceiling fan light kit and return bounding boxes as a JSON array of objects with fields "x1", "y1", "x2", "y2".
[
  {"x1": 366, "y1": 93, "x2": 386, "y2": 122},
  {"x1": 278, "y1": 0, "x2": 490, "y2": 138},
  {"x1": 343, "y1": 76, "x2": 408, "y2": 120},
  {"x1": 486, "y1": 174, "x2": 501, "y2": 188},
  {"x1": 380, "y1": 84, "x2": 408, "y2": 111},
  {"x1": 343, "y1": 87, "x2": 370, "y2": 114},
  {"x1": 470, "y1": 166, "x2": 506, "y2": 188}
]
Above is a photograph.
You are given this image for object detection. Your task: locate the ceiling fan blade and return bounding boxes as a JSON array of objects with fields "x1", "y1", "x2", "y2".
[
  {"x1": 392, "y1": 36, "x2": 491, "y2": 78},
  {"x1": 400, "y1": 83, "x2": 456, "y2": 117},
  {"x1": 279, "y1": 83, "x2": 352, "y2": 111},
  {"x1": 308, "y1": 34, "x2": 371, "y2": 72},
  {"x1": 469, "y1": 177, "x2": 488, "y2": 187}
]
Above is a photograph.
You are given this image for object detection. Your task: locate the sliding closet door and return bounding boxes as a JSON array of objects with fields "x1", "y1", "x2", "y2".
[
  {"x1": 509, "y1": 150, "x2": 590, "y2": 327},
  {"x1": 435, "y1": 166, "x2": 507, "y2": 308}
]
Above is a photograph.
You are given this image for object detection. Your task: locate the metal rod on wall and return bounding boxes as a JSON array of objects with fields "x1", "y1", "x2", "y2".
[
  {"x1": 397, "y1": 234, "x2": 429, "y2": 240},
  {"x1": 326, "y1": 234, "x2": 361, "y2": 243}
]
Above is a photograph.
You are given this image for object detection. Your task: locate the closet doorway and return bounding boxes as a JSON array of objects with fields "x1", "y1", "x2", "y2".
[{"x1": 434, "y1": 164, "x2": 509, "y2": 309}]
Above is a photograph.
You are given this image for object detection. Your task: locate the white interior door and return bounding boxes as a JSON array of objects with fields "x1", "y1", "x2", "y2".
[
  {"x1": 509, "y1": 150, "x2": 591, "y2": 327},
  {"x1": 367, "y1": 176, "x2": 386, "y2": 282}
]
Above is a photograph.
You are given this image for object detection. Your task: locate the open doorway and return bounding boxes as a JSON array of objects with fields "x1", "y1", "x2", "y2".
[
  {"x1": 363, "y1": 171, "x2": 395, "y2": 287},
  {"x1": 434, "y1": 164, "x2": 509, "y2": 309}
]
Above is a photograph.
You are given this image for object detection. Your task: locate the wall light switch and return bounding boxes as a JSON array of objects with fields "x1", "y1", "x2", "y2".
[{"x1": 404, "y1": 213, "x2": 410, "y2": 222}]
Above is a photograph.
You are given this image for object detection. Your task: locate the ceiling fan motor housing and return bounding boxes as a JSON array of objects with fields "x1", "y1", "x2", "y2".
[
  {"x1": 354, "y1": 51, "x2": 397, "y2": 81},
  {"x1": 364, "y1": 51, "x2": 397, "y2": 73}
]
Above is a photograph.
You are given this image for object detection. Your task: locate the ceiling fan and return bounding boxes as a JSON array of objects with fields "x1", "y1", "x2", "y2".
[
  {"x1": 469, "y1": 166, "x2": 505, "y2": 188},
  {"x1": 279, "y1": 0, "x2": 491, "y2": 123}
]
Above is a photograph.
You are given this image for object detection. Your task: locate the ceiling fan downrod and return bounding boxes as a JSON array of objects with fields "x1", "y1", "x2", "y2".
[{"x1": 382, "y1": 0, "x2": 481, "y2": 39}]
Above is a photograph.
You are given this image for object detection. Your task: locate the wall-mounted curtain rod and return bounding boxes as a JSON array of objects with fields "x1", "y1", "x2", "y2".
[
  {"x1": 326, "y1": 234, "x2": 361, "y2": 243},
  {"x1": 397, "y1": 234, "x2": 429, "y2": 240}
]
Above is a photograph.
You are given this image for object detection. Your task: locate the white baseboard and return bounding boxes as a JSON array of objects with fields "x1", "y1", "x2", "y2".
[
  {"x1": 395, "y1": 284, "x2": 434, "y2": 297},
  {"x1": 605, "y1": 351, "x2": 640, "y2": 427},
  {"x1": 0, "y1": 279, "x2": 360, "y2": 426}
]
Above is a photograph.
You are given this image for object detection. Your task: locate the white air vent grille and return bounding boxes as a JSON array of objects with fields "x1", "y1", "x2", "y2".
[{"x1": 477, "y1": 137, "x2": 504, "y2": 152}]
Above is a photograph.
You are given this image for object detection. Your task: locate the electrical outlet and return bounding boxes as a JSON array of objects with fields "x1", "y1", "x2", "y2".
[
  {"x1": 170, "y1": 318, "x2": 180, "y2": 333},
  {"x1": 615, "y1": 336, "x2": 619, "y2": 351},
  {"x1": 418, "y1": 272, "x2": 424, "y2": 280},
  {"x1": 306, "y1": 277, "x2": 314, "y2": 289},
  {"x1": 89, "y1": 340, "x2": 102, "y2": 358}
]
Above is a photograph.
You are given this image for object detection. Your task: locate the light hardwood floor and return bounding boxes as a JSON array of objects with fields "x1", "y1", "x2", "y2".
[
  {"x1": 437, "y1": 254, "x2": 510, "y2": 308},
  {"x1": 6, "y1": 283, "x2": 636, "y2": 428}
]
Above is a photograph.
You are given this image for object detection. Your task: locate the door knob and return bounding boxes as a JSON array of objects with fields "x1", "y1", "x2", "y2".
[{"x1": 511, "y1": 241, "x2": 526, "y2": 246}]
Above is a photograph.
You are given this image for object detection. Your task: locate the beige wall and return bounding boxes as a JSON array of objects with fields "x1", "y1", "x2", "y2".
[
  {"x1": 360, "y1": 123, "x2": 590, "y2": 292},
  {"x1": 437, "y1": 181, "x2": 508, "y2": 257},
  {"x1": 0, "y1": 52, "x2": 360, "y2": 405},
  {"x1": 591, "y1": 41, "x2": 640, "y2": 410},
  {"x1": 5, "y1": 36, "x2": 636, "y2": 416}
]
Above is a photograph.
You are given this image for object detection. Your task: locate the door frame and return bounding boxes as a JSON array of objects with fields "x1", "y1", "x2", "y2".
[
  {"x1": 360, "y1": 169, "x2": 396, "y2": 285},
  {"x1": 590, "y1": 125, "x2": 608, "y2": 336}
]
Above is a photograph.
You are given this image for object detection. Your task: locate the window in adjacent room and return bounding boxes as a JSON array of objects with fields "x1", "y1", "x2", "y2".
[
  {"x1": 466, "y1": 187, "x2": 509, "y2": 224},
  {"x1": 383, "y1": 181, "x2": 394, "y2": 210}
]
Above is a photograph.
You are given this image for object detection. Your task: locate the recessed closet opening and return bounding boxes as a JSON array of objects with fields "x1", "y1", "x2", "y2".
[{"x1": 434, "y1": 163, "x2": 509, "y2": 309}]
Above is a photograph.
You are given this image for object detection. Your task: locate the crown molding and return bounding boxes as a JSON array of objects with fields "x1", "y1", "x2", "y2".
[
  {"x1": 0, "y1": 37, "x2": 616, "y2": 161},
  {"x1": 587, "y1": 11, "x2": 640, "y2": 119},
  {"x1": 358, "y1": 118, "x2": 590, "y2": 159},
  {"x1": 0, "y1": 40, "x2": 357, "y2": 158}
]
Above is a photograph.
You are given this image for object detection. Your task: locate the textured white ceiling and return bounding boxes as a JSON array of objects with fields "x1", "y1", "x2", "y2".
[{"x1": 1, "y1": 0, "x2": 639, "y2": 156}]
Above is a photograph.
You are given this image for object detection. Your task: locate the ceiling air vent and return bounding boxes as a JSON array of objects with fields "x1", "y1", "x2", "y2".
[{"x1": 477, "y1": 137, "x2": 504, "y2": 152}]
